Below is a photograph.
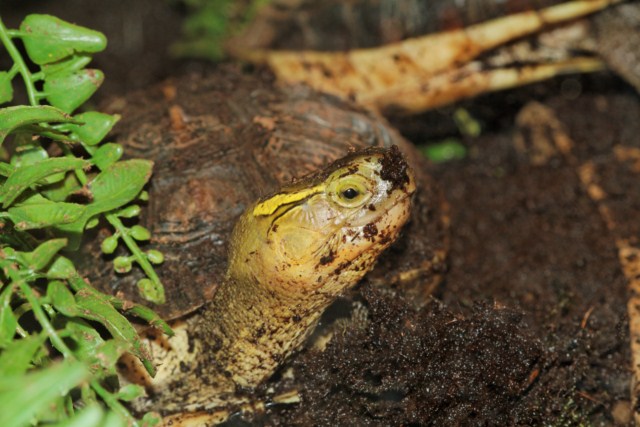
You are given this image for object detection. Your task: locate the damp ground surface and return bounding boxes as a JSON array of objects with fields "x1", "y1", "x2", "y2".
[
  {"x1": 2, "y1": 2, "x2": 639, "y2": 426},
  {"x1": 260, "y1": 91, "x2": 636, "y2": 426}
]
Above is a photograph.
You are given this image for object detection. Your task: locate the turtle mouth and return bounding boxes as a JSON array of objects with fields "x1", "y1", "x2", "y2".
[{"x1": 312, "y1": 190, "x2": 413, "y2": 298}]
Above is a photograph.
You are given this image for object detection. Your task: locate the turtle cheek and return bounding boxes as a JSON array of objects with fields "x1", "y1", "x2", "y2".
[
  {"x1": 271, "y1": 227, "x2": 325, "y2": 267},
  {"x1": 267, "y1": 199, "x2": 342, "y2": 265}
]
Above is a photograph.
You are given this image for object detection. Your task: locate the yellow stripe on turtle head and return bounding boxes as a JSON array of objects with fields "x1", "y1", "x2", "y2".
[{"x1": 252, "y1": 184, "x2": 325, "y2": 216}]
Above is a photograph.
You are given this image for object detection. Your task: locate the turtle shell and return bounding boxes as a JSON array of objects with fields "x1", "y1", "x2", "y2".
[{"x1": 83, "y1": 65, "x2": 447, "y2": 320}]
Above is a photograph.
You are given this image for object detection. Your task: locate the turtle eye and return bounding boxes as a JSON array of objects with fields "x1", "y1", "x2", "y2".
[
  {"x1": 332, "y1": 177, "x2": 370, "y2": 208},
  {"x1": 342, "y1": 187, "x2": 359, "y2": 199}
]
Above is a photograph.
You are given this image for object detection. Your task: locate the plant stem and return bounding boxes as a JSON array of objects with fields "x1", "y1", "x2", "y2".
[
  {"x1": 58, "y1": 143, "x2": 88, "y2": 185},
  {"x1": 19, "y1": 281, "x2": 75, "y2": 360},
  {"x1": 91, "y1": 380, "x2": 140, "y2": 427},
  {"x1": 106, "y1": 213, "x2": 165, "y2": 304},
  {"x1": 0, "y1": 18, "x2": 38, "y2": 106}
]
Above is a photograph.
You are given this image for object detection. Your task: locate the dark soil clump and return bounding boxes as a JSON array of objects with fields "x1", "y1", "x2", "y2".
[{"x1": 269, "y1": 287, "x2": 543, "y2": 426}]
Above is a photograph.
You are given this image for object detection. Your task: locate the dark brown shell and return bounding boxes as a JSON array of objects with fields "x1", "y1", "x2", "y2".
[{"x1": 82, "y1": 65, "x2": 446, "y2": 319}]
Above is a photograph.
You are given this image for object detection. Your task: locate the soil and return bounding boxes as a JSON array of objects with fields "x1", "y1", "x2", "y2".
[
  {"x1": 2, "y1": 1, "x2": 638, "y2": 426},
  {"x1": 258, "y1": 92, "x2": 635, "y2": 426}
]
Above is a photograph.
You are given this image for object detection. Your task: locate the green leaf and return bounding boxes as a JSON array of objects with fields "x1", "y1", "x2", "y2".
[
  {"x1": 0, "y1": 332, "x2": 47, "y2": 376},
  {"x1": 92, "y1": 143, "x2": 123, "y2": 170},
  {"x1": 0, "y1": 72, "x2": 13, "y2": 105},
  {"x1": 100, "y1": 235, "x2": 118, "y2": 255},
  {"x1": 419, "y1": 138, "x2": 468, "y2": 163},
  {"x1": 52, "y1": 404, "x2": 127, "y2": 427},
  {"x1": 8, "y1": 197, "x2": 86, "y2": 230},
  {"x1": 11, "y1": 144, "x2": 49, "y2": 168},
  {"x1": 113, "y1": 256, "x2": 132, "y2": 273},
  {"x1": 21, "y1": 238, "x2": 68, "y2": 271},
  {"x1": 46, "y1": 255, "x2": 77, "y2": 279},
  {"x1": 141, "y1": 412, "x2": 163, "y2": 427},
  {"x1": 0, "y1": 361, "x2": 89, "y2": 427},
  {"x1": 114, "y1": 384, "x2": 144, "y2": 402},
  {"x1": 74, "y1": 287, "x2": 153, "y2": 375},
  {"x1": 47, "y1": 280, "x2": 78, "y2": 317},
  {"x1": 116, "y1": 204, "x2": 140, "y2": 218},
  {"x1": 0, "y1": 288, "x2": 17, "y2": 347},
  {"x1": 85, "y1": 217, "x2": 99, "y2": 229},
  {"x1": 11, "y1": 143, "x2": 68, "y2": 185},
  {"x1": 10, "y1": 124, "x2": 73, "y2": 145},
  {"x1": 130, "y1": 225, "x2": 150, "y2": 241},
  {"x1": 62, "y1": 318, "x2": 105, "y2": 364},
  {"x1": 55, "y1": 160, "x2": 152, "y2": 244},
  {"x1": 44, "y1": 69, "x2": 104, "y2": 113},
  {"x1": 64, "y1": 112, "x2": 120, "y2": 146},
  {"x1": 87, "y1": 159, "x2": 153, "y2": 216},
  {"x1": 19, "y1": 14, "x2": 107, "y2": 65},
  {"x1": 0, "y1": 162, "x2": 13, "y2": 177},
  {"x1": 137, "y1": 278, "x2": 162, "y2": 302},
  {"x1": 0, "y1": 105, "x2": 74, "y2": 145},
  {"x1": 41, "y1": 171, "x2": 82, "y2": 202},
  {"x1": 41, "y1": 54, "x2": 93, "y2": 77},
  {"x1": 92, "y1": 339, "x2": 129, "y2": 374},
  {"x1": 453, "y1": 107, "x2": 482, "y2": 137},
  {"x1": 0, "y1": 157, "x2": 89, "y2": 207},
  {"x1": 146, "y1": 250, "x2": 164, "y2": 265},
  {"x1": 52, "y1": 404, "x2": 105, "y2": 427}
]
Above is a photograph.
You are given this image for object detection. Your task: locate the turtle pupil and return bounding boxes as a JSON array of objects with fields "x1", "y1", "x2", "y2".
[{"x1": 342, "y1": 187, "x2": 359, "y2": 200}]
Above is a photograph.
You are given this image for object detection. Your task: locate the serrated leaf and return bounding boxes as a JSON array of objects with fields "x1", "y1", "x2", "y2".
[
  {"x1": 0, "y1": 361, "x2": 89, "y2": 427},
  {"x1": 0, "y1": 105, "x2": 75, "y2": 145},
  {"x1": 0, "y1": 72, "x2": 13, "y2": 105},
  {"x1": 0, "y1": 332, "x2": 47, "y2": 376},
  {"x1": 41, "y1": 54, "x2": 92, "y2": 77},
  {"x1": 19, "y1": 14, "x2": 106, "y2": 65},
  {"x1": 44, "y1": 69, "x2": 104, "y2": 113},
  {"x1": 92, "y1": 143, "x2": 123, "y2": 170},
  {"x1": 0, "y1": 157, "x2": 89, "y2": 207},
  {"x1": 8, "y1": 197, "x2": 86, "y2": 230},
  {"x1": 64, "y1": 112, "x2": 120, "y2": 146}
]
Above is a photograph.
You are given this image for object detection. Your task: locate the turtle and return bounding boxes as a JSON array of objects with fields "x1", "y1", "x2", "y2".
[{"x1": 83, "y1": 65, "x2": 449, "y2": 424}]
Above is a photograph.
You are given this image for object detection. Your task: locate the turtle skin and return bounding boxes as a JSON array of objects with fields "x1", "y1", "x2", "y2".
[{"x1": 82, "y1": 65, "x2": 447, "y2": 320}]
